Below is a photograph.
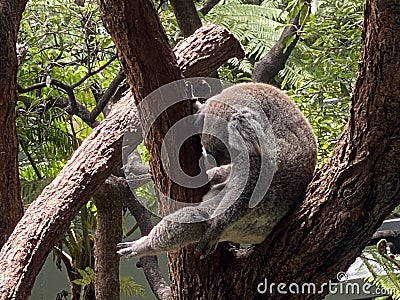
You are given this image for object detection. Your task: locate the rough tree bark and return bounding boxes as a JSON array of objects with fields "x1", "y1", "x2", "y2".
[
  {"x1": 170, "y1": 0, "x2": 220, "y2": 80},
  {"x1": 97, "y1": 0, "x2": 210, "y2": 208},
  {"x1": 99, "y1": 0, "x2": 400, "y2": 299},
  {"x1": 0, "y1": 0, "x2": 27, "y2": 250},
  {"x1": 93, "y1": 180, "x2": 122, "y2": 300},
  {"x1": 253, "y1": 2, "x2": 400, "y2": 298},
  {"x1": 96, "y1": 1, "x2": 243, "y2": 299},
  {"x1": 104, "y1": 176, "x2": 171, "y2": 299},
  {"x1": 0, "y1": 23, "x2": 244, "y2": 300}
]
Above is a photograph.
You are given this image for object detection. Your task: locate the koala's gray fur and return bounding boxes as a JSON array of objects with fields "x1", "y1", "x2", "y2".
[{"x1": 117, "y1": 83, "x2": 317, "y2": 258}]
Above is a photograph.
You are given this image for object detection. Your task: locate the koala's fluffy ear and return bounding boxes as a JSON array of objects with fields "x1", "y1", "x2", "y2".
[{"x1": 228, "y1": 110, "x2": 261, "y2": 155}]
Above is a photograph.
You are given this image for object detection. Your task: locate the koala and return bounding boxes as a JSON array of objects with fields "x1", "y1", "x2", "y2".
[{"x1": 117, "y1": 83, "x2": 317, "y2": 258}]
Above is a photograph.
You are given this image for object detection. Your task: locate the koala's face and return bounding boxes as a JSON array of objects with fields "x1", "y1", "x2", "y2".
[{"x1": 197, "y1": 97, "x2": 236, "y2": 167}]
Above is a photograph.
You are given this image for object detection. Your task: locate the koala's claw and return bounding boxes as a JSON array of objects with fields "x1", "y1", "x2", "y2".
[
  {"x1": 117, "y1": 242, "x2": 138, "y2": 258},
  {"x1": 195, "y1": 237, "x2": 218, "y2": 259}
]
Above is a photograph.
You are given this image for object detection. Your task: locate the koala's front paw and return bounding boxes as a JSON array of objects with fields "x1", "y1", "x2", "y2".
[{"x1": 117, "y1": 241, "x2": 139, "y2": 258}]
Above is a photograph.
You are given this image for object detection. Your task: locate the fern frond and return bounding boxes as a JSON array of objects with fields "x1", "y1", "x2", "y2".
[
  {"x1": 361, "y1": 249, "x2": 400, "y2": 299},
  {"x1": 119, "y1": 276, "x2": 144, "y2": 297}
]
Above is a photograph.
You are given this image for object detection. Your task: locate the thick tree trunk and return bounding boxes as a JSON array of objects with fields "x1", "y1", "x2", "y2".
[
  {"x1": 0, "y1": 22, "x2": 244, "y2": 299},
  {"x1": 0, "y1": 1, "x2": 27, "y2": 250},
  {"x1": 98, "y1": 0, "x2": 209, "y2": 209},
  {"x1": 96, "y1": 1, "x2": 245, "y2": 299}
]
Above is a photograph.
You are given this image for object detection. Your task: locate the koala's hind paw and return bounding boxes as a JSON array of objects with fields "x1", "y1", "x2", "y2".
[{"x1": 117, "y1": 241, "x2": 139, "y2": 258}]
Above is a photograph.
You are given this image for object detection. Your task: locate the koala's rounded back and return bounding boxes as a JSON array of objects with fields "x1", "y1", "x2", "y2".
[{"x1": 200, "y1": 83, "x2": 316, "y2": 172}]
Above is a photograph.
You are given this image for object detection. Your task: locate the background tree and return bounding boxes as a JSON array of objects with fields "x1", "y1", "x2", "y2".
[{"x1": 0, "y1": 0, "x2": 27, "y2": 250}]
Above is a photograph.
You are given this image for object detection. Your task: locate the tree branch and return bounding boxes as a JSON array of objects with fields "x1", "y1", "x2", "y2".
[
  {"x1": 174, "y1": 24, "x2": 244, "y2": 77},
  {"x1": 103, "y1": 176, "x2": 171, "y2": 300},
  {"x1": 18, "y1": 72, "x2": 125, "y2": 129},
  {"x1": 18, "y1": 80, "x2": 99, "y2": 127},
  {"x1": 199, "y1": 0, "x2": 220, "y2": 15},
  {"x1": 89, "y1": 70, "x2": 126, "y2": 122},
  {"x1": 252, "y1": 3, "x2": 310, "y2": 84},
  {"x1": 169, "y1": 0, "x2": 202, "y2": 37},
  {"x1": 93, "y1": 180, "x2": 122, "y2": 300},
  {"x1": 46, "y1": 96, "x2": 99, "y2": 128},
  {"x1": 71, "y1": 54, "x2": 117, "y2": 89},
  {"x1": 18, "y1": 55, "x2": 119, "y2": 127}
]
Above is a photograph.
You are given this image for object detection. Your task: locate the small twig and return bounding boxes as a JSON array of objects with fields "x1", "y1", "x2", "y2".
[
  {"x1": 71, "y1": 55, "x2": 117, "y2": 89},
  {"x1": 89, "y1": 70, "x2": 126, "y2": 122},
  {"x1": 199, "y1": 0, "x2": 220, "y2": 15},
  {"x1": 19, "y1": 140, "x2": 43, "y2": 180}
]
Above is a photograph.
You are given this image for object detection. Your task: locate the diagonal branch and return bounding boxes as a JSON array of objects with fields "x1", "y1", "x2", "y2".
[
  {"x1": 71, "y1": 54, "x2": 117, "y2": 89},
  {"x1": 199, "y1": 0, "x2": 220, "y2": 16},
  {"x1": 89, "y1": 70, "x2": 126, "y2": 122},
  {"x1": 252, "y1": 2, "x2": 310, "y2": 84}
]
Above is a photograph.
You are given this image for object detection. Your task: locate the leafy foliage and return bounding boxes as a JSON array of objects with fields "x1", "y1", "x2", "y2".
[
  {"x1": 205, "y1": 2, "x2": 285, "y2": 79},
  {"x1": 16, "y1": 1, "x2": 144, "y2": 297},
  {"x1": 56, "y1": 201, "x2": 97, "y2": 298},
  {"x1": 18, "y1": 0, "x2": 119, "y2": 184},
  {"x1": 119, "y1": 276, "x2": 145, "y2": 297},
  {"x1": 288, "y1": 0, "x2": 363, "y2": 162},
  {"x1": 205, "y1": 0, "x2": 363, "y2": 162},
  {"x1": 73, "y1": 267, "x2": 95, "y2": 287},
  {"x1": 362, "y1": 246, "x2": 400, "y2": 299}
]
